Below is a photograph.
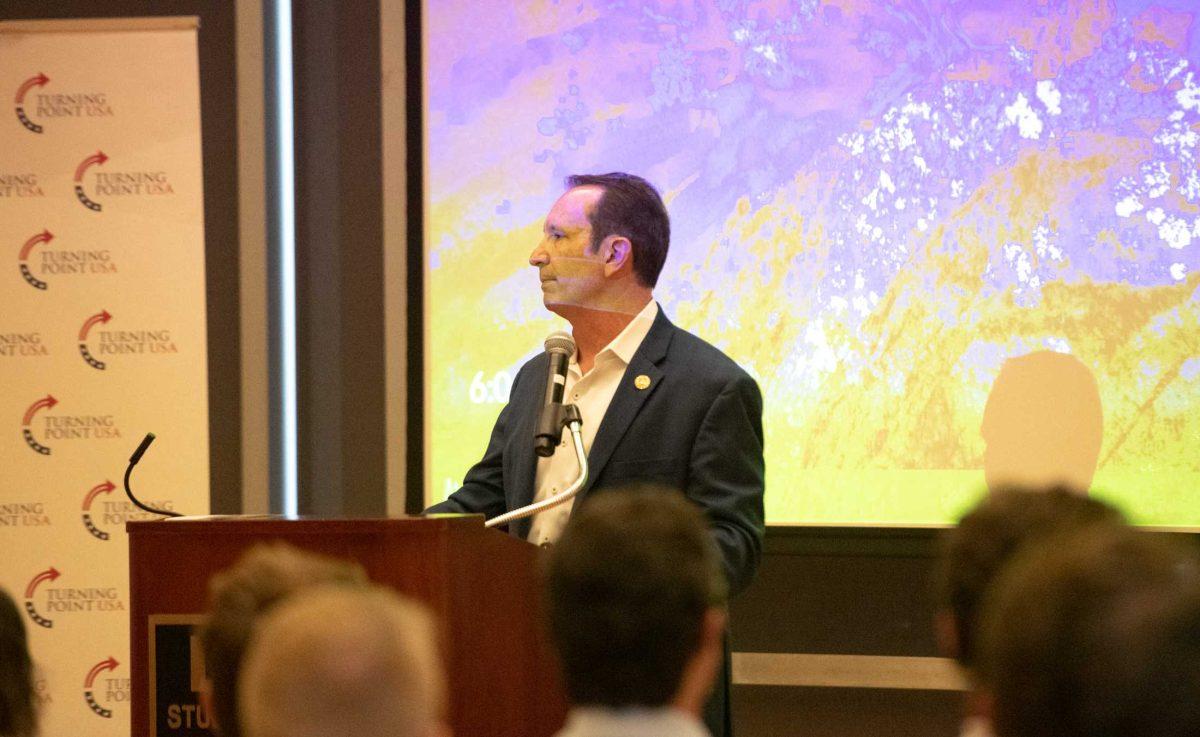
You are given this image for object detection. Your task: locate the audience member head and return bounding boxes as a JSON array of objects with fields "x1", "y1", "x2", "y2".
[
  {"x1": 935, "y1": 486, "x2": 1124, "y2": 673},
  {"x1": 199, "y1": 543, "x2": 368, "y2": 737},
  {"x1": 239, "y1": 586, "x2": 446, "y2": 737},
  {"x1": 544, "y1": 486, "x2": 727, "y2": 716},
  {"x1": 0, "y1": 588, "x2": 37, "y2": 737},
  {"x1": 977, "y1": 525, "x2": 1200, "y2": 737},
  {"x1": 981, "y1": 351, "x2": 1103, "y2": 492}
]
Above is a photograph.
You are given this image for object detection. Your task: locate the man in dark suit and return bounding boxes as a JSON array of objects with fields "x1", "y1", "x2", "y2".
[{"x1": 426, "y1": 172, "x2": 765, "y2": 736}]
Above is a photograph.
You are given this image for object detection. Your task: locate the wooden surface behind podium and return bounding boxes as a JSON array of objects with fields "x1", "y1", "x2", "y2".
[{"x1": 128, "y1": 515, "x2": 568, "y2": 737}]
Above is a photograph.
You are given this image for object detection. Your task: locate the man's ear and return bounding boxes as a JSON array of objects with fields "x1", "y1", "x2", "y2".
[{"x1": 601, "y1": 235, "x2": 633, "y2": 278}]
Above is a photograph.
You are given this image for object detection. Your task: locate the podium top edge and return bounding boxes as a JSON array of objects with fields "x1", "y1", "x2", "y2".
[
  {"x1": 0, "y1": 16, "x2": 200, "y2": 34},
  {"x1": 126, "y1": 513, "x2": 487, "y2": 532}
]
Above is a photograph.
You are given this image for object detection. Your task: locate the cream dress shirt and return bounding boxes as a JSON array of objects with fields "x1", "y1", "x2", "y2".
[
  {"x1": 527, "y1": 300, "x2": 659, "y2": 546},
  {"x1": 553, "y1": 707, "x2": 711, "y2": 737}
]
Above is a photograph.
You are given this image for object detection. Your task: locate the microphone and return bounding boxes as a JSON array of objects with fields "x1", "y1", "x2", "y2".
[
  {"x1": 130, "y1": 432, "x2": 155, "y2": 465},
  {"x1": 123, "y1": 432, "x2": 182, "y2": 518},
  {"x1": 534, "y1": 331, "x2": 575, "y2": 457},
  {"x1": 487, "y1": 332, "x2": 587, "y2": 529}
]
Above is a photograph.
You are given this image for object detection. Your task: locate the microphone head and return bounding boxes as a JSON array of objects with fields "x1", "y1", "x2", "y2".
[
  {"x1": 130, "y1": 432, "x2": 156, "y2": 465},
  {"x1": 544, "y1": 331, "x2": 575, "y2": 357}
]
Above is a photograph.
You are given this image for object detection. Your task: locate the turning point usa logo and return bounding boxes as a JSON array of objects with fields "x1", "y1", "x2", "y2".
[
  {"x1": 13, "y1": 72, "x2": 48, "y2": 133},
  {"x1": 0, "y1": 500, "x2": 50, "y2": 528},
  {"x1": 0, "y1": 172, "x2": 44, "y2": 198},
  {"x1": 13, "y1": 72, "x2": 114, "y2": 134},
  {"x1": 23, "y1": 567, "x2": 125, "y2": 630},
  {"x1": 84, "y1": 656, "x2": 127, "y2": 719},
  {"x1": 21, "y1": 394, "x2": 123, "y2": 456},
  {"x1": 0, "y1": 331, "x2": 48, "y2": 358},
  {"x1": 17, "y1": 229, "x2": 118, "y2": 291},
  {"x1": 74, "y1": 150, "x2": 176, "y2": 213},
  {"x1": 81, "y1": 479, "x2": 175, "y2": 541},
  {"x1": 81, "y1": 481, "x2": 116, "y2": 540},
  {"x1": 77, "y1": 309, "x2": 179, "y2": 371},
  {"x1": 21, "y1": 394, "x2": 57, "y2": 455}
]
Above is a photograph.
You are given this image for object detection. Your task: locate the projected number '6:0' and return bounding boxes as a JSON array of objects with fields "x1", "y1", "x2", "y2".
[{"x1": 469, "y1": 371, "x2": 512, "y2": 404}]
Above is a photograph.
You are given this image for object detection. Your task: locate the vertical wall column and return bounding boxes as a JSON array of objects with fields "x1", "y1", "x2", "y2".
[
  {"x1": 237, "y1": 0, "x2": 271, "y2": 514},
  {"x1": 291, "y1": 0, "x2": 387, "y2": 515},
  {"x1": 381, "y1": 0, "x2": 409, "y2": 515}
]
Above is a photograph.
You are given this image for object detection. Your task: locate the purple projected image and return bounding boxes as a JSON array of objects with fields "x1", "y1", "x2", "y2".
[{"x1": 426, "y1": 1, "x2": 1200, "y2": 523}]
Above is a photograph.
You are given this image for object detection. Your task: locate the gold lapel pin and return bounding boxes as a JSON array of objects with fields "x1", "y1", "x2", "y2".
[{"x1": 634, "y1": 374, "x2": 651, "y2": 390}]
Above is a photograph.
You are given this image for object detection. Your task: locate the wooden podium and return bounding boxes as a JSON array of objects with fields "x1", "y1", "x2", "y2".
[{"x1": 128, "y1": 515, "x2": 568, "y2": 737}]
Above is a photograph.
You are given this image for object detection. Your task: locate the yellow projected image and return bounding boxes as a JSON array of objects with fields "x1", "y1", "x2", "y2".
[
  {"x1": 673, "y1": 143, "x2": 1200, "y2": 523},
  {"x1": 425, "y1": 1, "x2": 1200, "y2": 525}
]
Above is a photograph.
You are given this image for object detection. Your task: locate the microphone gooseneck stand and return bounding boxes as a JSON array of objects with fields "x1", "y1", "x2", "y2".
[
  {"x1": 486, "y1": 404, "x2": 586, "y2": 529},
  {"x1": 124, "y1": 432, "x2": 182, "y2": 518}
]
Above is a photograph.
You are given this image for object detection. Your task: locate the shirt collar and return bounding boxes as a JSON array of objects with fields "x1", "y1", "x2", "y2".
[
  {"x1": 562, "y1": 706, "x2": 710, "y2": 737},
  {"x1": 576, "y1": 299, "x2": 658, "y2": 368}
]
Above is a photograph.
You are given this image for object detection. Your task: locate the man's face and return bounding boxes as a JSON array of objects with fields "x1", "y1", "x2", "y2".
[{"x1": 529, "y1": 185, "x2": 608, "y2": 315}]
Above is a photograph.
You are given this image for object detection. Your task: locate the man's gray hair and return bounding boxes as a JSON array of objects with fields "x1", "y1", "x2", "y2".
[{"x1": 238, "y1": 585, "x2": 444, "y2": 737}]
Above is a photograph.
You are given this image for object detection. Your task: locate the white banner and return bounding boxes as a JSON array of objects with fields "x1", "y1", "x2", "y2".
[{"x1": 0, "y1": 17, "x2": 210, "y2": 737}]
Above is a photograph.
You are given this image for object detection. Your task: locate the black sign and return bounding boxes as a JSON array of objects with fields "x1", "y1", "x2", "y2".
[{"x1": 150, "y1": 616, "x2": 213, "y2": 737}]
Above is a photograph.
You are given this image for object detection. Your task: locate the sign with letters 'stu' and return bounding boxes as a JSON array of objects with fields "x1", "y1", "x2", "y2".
[{"x1": 150, "y1": 616, "x2": 213, "y2": 737}]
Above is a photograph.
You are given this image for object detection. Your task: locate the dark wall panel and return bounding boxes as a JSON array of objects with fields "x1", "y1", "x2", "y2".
[
  {"x1": 728, "y1": 526, "x2": 1200, "y2": 735},
  {"x1": 733, "y1": 685, "x2": 961, "y2": 737},
  {"x1": 729, "y1": 528, "x2": 957, "y2": 737},
  {"x1": 292, "y1": 0, "x2": 385, "y2": 515},
  {"x1": 732, "y1": 528, "x2": 942, "y2": 657}
]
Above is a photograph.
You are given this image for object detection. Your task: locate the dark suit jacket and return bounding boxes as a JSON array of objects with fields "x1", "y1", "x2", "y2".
[{"x1": 426, "y1": 306, "x2": 766, "y2": 595}]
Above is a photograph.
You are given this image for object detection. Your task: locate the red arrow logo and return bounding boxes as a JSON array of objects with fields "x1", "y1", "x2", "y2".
[
  {"x1": 19, "y1": 230, "x2": 54, "y2": 261},
  {"x1": 82, "y1": 480, "x2": 116, "y2": 511},
  {"x1": 84, "y1": 656, "x2": 119, "y2": 688},
  {"x1": 22, "y1": 395, "x2": 58, "y2": 426},
  {"x1": 74, "y1": 151, "x2": 108, "y2": 183},
  {"x1": 78, "y1": 310, "x2": 112, "y2": 341},
  {"x1": 14, "y1": 73, "x2": 49, "y2": 104},
  {"x1": 24, "y1": 566, "x2": 60, "y2": 598}
]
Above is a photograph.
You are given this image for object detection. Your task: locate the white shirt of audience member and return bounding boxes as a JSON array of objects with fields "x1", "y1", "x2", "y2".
[{"x1": 554, "y1": 706, "x2": 710, "y2": 737}]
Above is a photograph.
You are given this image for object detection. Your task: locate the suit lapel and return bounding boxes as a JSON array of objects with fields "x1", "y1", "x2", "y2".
[
  {"x1": 510, "y1": 354, "x2": 544, "y2": 511},
  {"x1": 580, "y1": 306, "x2": 673, "y2": 497}
]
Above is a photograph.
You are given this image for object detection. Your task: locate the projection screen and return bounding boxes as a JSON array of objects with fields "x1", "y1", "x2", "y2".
[{"x1": 423, "y1": 1, "x2": 1200, "y2": 525}]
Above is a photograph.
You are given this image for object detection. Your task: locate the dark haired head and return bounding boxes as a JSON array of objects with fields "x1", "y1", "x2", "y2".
[
  {"x1": 544, "y1": 486, "x2": 726, "y2": 707},
  {"x1": 0, "y1": 587, "x2": 37, "y2": 737},
  {"x1": 564, "y1": 173, "x2": 670, "y2": 288},
  {"x1": 935, "y1": 485, "x2": 1124, "y2": 671},
  {"x1": 978, "y1": 525, "x2": 1200, "y2": 737}
]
